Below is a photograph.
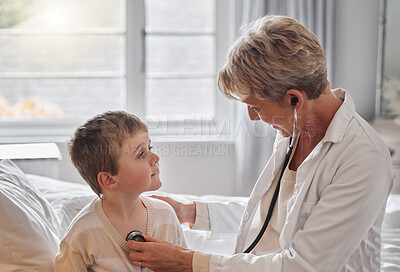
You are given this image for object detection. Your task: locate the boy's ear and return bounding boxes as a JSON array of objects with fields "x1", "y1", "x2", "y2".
[{"x1": 97, "y1": 171, "x2": 118, "y2": 191}]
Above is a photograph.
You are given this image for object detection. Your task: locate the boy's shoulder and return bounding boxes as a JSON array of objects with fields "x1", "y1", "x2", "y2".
[
  {"x1": 140, "y1": 195, "x2": 177, "y2": 218},
  {"x1": 140, "y1": 195, "x2": 187, "y2": 247},
  {"x1": 62, "y1": 197, "x2": 100, "y2": 239},
  {"x1": 141, "y1": 195, "x2": 174, "y2": 210}
]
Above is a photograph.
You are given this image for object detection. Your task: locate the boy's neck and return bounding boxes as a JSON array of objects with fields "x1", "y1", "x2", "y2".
[{"x1": 101, "y1": 194, "x2": 148, "y2": 238}]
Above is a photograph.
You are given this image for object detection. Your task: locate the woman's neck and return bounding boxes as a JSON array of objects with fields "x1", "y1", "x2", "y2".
[{"x1": 289, "y1": 88, "x2": 342, "y2": 170}]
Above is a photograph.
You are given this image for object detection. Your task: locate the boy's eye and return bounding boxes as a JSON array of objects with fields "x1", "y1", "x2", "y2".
[{"x1": 138, "y1": 146, "x2": 153, "y2": 159}]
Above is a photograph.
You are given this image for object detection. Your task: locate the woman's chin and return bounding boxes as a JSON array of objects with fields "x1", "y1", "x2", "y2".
[{"x1": 277, "y1": 130, "x2": 291, "y2": 138}]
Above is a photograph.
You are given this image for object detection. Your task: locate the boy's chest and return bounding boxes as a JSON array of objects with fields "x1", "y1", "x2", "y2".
[{"x1": 110, "y1": 205, "x2": 149, "y2": 240}]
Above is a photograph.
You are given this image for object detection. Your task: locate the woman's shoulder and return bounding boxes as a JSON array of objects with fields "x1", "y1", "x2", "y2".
[{"x1": 343, "y1": 115, "x2": 390, "y2": 158}]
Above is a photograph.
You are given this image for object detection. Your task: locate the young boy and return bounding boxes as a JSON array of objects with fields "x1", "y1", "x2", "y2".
[{"x1": 55, "y1": 111, "x2": 187, "y2": 271}]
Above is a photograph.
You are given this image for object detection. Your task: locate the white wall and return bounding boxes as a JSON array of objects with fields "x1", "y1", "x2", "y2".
[
  {"x1": 332, "y1": 0, "x2": 380, "y2": 121},
  {"x1": 150, "y1": 140, "x2": 236, "y2": 196},
  {"x1": 384, "y1": 0, "x2": 400, "y2": 78}
]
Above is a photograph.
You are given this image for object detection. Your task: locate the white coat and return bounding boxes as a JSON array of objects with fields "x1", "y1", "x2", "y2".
[{"x1": 196, "y1": 89, "x2": 394, "y2": 272}]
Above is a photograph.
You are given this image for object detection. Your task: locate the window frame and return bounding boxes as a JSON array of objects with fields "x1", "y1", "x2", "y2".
[{"x1": 0, "y1": 0, "x2": 235, "y2": 143}]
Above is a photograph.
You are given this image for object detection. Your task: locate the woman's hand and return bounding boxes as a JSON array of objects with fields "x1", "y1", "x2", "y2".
[
  {"x1": 127, "y1": 235, "x2": 194, "y2": 272},
  {"x1": 150, "y1": 195, "x2": 196, "y2": 226}
]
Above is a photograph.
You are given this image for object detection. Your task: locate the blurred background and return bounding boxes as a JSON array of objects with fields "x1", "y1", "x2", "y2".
[{"x1": 0, "y1": 0, "x2": 398, "y2": 196}]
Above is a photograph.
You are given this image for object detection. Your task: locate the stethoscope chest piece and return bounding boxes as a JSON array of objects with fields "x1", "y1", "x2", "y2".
[{"x1": 126, "y1": 230, "x2": 145, "y2": 242}]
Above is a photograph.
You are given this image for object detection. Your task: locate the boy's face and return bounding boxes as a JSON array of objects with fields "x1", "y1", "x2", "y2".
[{"x1": 112, "y1": 131, "x2": 161, "y2": 195}]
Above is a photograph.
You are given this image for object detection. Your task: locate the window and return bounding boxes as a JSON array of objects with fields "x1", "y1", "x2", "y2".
[
  {"x1": 145, "y1": 0, "x2": 215, "y2": 119},
  {"x1": 0, "y1": 0, "x2": 233, "y2": 142}
]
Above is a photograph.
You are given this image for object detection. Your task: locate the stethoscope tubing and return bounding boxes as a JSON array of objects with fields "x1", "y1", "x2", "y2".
[{"x1": 244, "y1": 108, "x2": 297, "y2": 253}]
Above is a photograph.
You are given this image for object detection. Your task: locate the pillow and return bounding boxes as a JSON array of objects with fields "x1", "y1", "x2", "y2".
[
  {"x1": 0, "y1": 159, "x2": 61, "y2": 272},
  {"x1": 27, "y1": 174, "x2": 96, "y2": 235}
]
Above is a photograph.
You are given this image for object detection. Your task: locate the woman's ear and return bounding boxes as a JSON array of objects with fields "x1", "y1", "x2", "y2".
[
  {"x1": 285, "y1": 89, "x2": 304, "y2": 110},
  {"x1": 98, "y1": 171, "x2": 118, "y2": 191}
]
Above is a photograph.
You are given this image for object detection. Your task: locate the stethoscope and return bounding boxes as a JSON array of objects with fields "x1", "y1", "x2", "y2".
[
  {"x1": 244, "y1": 97, "x2": 298, "y2": 253},
  {"x1": 126, "y1": 231, "x2": 146, "y2": 270}
]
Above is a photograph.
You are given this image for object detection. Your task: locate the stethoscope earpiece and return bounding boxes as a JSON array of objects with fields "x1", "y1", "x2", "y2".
[{"x1": 291, "y1": 97, "x2": 299, "y2": 107}]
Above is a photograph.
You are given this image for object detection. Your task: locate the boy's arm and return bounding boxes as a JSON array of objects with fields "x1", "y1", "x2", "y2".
[
  {"x1": 55, "y1": 240, "x2": 90, "y2": 272},
  {"x1": 176, "y1": 220, "x2": 189, "y2": 248}
]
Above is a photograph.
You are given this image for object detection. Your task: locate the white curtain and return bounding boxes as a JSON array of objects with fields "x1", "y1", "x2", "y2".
[{"x1": 233, "y1": 0, "x2": 335, "y2": 196}]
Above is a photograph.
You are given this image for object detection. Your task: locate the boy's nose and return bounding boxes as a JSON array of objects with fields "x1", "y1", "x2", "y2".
[{"x1": 151, "y1": 152, "x2": 159, "y2": 166}]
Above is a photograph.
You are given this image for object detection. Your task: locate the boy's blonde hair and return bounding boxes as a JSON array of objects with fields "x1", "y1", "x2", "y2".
[
  {"x1": 218, "y1": 15, "x2": 327, "y2": 101},
  {"x1": 67, "y1": 111, "x2": 148, "y2": 197}
]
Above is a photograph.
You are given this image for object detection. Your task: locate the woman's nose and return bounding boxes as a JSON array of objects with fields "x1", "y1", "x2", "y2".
[{"x1": 247, "y1": 106, "x2": 260, "y2": 120}]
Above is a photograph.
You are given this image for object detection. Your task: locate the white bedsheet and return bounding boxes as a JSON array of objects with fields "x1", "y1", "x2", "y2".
[
  {"x1": 381, "y1": 194, "x2": 400, "y2": 271},
  {"x1": 27, "y1": 174, "x2": 400, "y2": 269}
]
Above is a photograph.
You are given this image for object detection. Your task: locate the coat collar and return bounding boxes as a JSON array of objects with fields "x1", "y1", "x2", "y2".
[{"x1": 322, "y1": 88, "x2": 355, "y2": 144}]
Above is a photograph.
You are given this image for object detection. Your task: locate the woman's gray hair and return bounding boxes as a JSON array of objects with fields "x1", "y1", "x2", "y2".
[{"x1": 218, "y1": 15, "x2": 327, "y2": 101}]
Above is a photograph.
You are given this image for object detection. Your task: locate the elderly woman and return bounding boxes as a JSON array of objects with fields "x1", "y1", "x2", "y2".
[{"x1": 126, "y1": 15, "x2": 393, "y2": 272}]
